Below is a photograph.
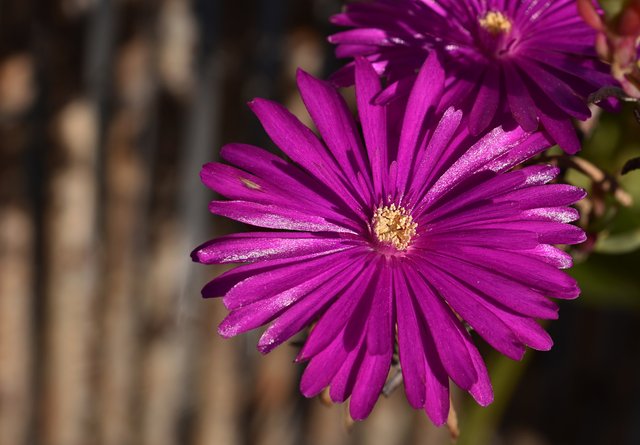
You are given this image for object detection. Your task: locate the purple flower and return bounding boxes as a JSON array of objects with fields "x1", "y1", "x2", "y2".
[
  {"x1": 329, "y1": 0, "x2": 618, "y2": 154},
  {"x1": 192, "y1": 56, "x2": 586, "y2": 422}
]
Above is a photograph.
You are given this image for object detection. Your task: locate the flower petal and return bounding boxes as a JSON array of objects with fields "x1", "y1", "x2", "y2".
[
  {"x1": 209, "y1": 200, "x2": 353, "y2": 233},
  {"x1": 192, "y1": 232, "x2": 353, "y2": 264},
  {"x1": 258, "y1": 262, "x2": 366, "y2": 353},
  {"x1": 469, "y1": 64, "x2": 501, "y2": 135},
  {"x1": 355, "y1": 57, "x2": 388, "y2": 198},
  {"x1": 249, "y1": 98, "x2": 364, "y2": 206},
  {"x1": 298, "y1": 256, "x2": 380, "y2": 360},
  {"x1": 395, "y1": 52, "x2": 445, "y2": 193},
  {"x1": 222, "y1": 249, "x2": 361, "y2": 310},
  {"x1": 297, "y1": 69, "x2": 373, "y2": 198},
  {"x1": 413, "y1": 260, "x2": 527, "y2": 360},
  {"x1": 405, "y1": 268, "x2": 480, "y2": 390}
]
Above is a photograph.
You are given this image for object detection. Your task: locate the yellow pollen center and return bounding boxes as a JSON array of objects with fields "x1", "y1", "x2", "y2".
[
  {"x1": 373, "y1": 204, "x2": 417, "y2": 251},
  {"x1": 479, "y1": 11, "x2": 512, "y2": 35}
]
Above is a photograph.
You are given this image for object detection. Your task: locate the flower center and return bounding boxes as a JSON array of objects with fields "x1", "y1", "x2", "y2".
[
  {"x1": 479, "y1": 11, "x2": 512, "y2": 35},
  {"x1": 372, "y1": 204, "x2": 417, "y2": 251}
]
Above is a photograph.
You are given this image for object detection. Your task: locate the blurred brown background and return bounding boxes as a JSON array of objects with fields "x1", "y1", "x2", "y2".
[{"x1": 1, "y1": 1, "x2": 640, "y2": 445}]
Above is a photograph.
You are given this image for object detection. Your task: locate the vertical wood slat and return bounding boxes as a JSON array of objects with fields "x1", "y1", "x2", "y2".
[
  {"x1": 137, "y1": 0, "x2": 198, "y2": 442},
  {"x1": 0, "y1": 201, "x2": 33, "y2": 445},
  {"x1": 41, "y1": 0, "x2": 115, "y2": 442},
  {"x1": 357, "y1": 391, "x2": 414, "y2": 445},
  {"x1": 252, "y1": 348, "x2": 299, "y2": 445},
  {"x1": 138, "y1": 221, "x2": 184, "y2": 445},
  {"x1": 0, "y1": 90, "x2": 35, "y2": 445},
  {"x1": 193, "y1": 300, "x2": 242, "y2": 445},
  {"x1": 305, "y1": 402, "x2": 352, "y2": 445},
  {"x1": 98, "y1": 111, "x2": 142, "y2": 445},
  {"x1": 174, "y1": 0, "x2": 243, "y2": 443},
  {"x1": 97, "y1": 32, "x2": 154, "y2": 445},
  {"x1": 0, "y1": 2, "x2": 477, "y2": 445},
  {"x1": 41, "y1": 97, "x2": 99, "y2": 445},
  {"x1": 0, "y1": 4, "x2": 38, "y2": 442}
]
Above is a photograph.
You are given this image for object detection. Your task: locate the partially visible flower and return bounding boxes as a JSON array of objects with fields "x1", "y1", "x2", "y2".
[
  {"x1": 579, "y1": 0, "x2": 640, "y2": 98},
  {"x1": 192, "y1": 56, "x2": 586, "y2": 422},
  {"x1": 329, "y1": 0, "x2": 618, "y2": 153}
]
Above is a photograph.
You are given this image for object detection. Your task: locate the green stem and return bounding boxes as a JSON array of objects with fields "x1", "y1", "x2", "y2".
[{"x1": 458, "y1": 351, "x2": 533, "y2": 445}]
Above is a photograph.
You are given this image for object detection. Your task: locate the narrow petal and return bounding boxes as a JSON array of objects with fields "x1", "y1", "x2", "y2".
[
  {"x1": 495, "y1": 184, "x2": 586, "y2": 209},
  {"x1": 484, "y1": 132, "x2": 553, "y2": 173},
  {"x1": 300, "y1": 333, "x2": 351, "y2": 397},
  {"x1": 423, "y1": 347, "x2": 450, "y2": 426},
  {"x1": 297, "y1": 69, "x2": 373, "y2": 197},
  {"x1": 222, "y1": 249, "x2": 359, "y2": 310},
  {"x1": 408, "y1": 107, "x2": 464, "y2": 201},
  {"x1": 355, "y1": 57, "x2": 388, "y2": 198},
  {"x1": 413, "y1": 261, "x2": 527, "y2": 360},
  {"x1": 423, "y1": 165, "x2": 558, "y2": 224},
  {"x1": 257, "y1": 262, "x2": 365, "y2": 353},
  {"x1": 494, "y1": 312, "x2": 554, "y2": 351},
  {"x1": 522, "y1": 207, "x2": 580, "y2": 223},
  {"x1": 328, "y1": 28, "x2": 396, "y2": 46},
  {"x1": 209, "y1": 200, "x2": 352, "y2": 233},
  {"x1": 405, "y1": 268, "x2": 480, "y2": 389},
  {"x1": 439, "y1": 245, "x2": 580, "y2": 299},
  {"x1": 350, "y1": 351, "x2": 392, "y2": 420},
  {"x1": 375, "y1": 76, "x2": 414, "y2": 104},
  {"x1": 469, "y1": 65, "x2": 501, "y2": 135},
  {"x1": 249, "y1": 98, "x2": 363, "y2": 204},
  {"x1": 220, "y1": 143, "x2": 361, "y2": 221},
  {"x1": 330, "y1": 344, "x2": 365, "y2": 403},
  {"x1": 425, "y1": 252, "x2": 559, "y2": 319},
  {"x1": 316, "y1": 267, "x2": 392, "y2": 411},
  {"x1": 428, "y1": 228, "x2": 540, "y2": 250},
  {"x1": 466, "y1": 220, "x2": 586, "y2": 245},
  {"x1": 366, "y1": 266, "x2": 393, "y2": 355},
  {"x1": 192, "y1": 232, "x2": 353, "y2": 264},
  {"x1": 200, "y1": 252, "x2": 334, "y2": 299},
  {"x1": 299, "y1": 256, "x2": 380, "y2": 360},
  {"x1": 217, "y1": 258, "x2": 351, "y2": 338},
  {"x1": 465, "y1": 341, "x2": 494, "y2": 406},
  {"x1": 396, "y1": 52, "x2": 445, "y2": 192},
  {"x1": 518, "y1": 59, "x2": 591, "y2": 119},
  {"x1": 539, "y1": 112, "x2": 581, "y2": 154},
  {"x1": 521, "y1": 244, "x2": 574, "y2": 269},
  {"x1": 423, "y1": 126, "x2": 531, "y2": 209},
  {"x1": 504, "y1": 62, "x2": 538, "y2": 131},
  {"x1": 395, "y1": 269, "x2": 426, "y2": 408}
]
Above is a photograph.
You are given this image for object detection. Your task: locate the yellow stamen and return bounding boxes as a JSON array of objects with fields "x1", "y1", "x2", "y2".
[
  {"x1": 479, "y1": 11, "x2": 512, "y2": 35},
  {"x1": 240, "y1": 177, "x2": 261, "y2": 190},
  {"x1": 373, "y1": 204, "x2": 417, "y2": 251}
]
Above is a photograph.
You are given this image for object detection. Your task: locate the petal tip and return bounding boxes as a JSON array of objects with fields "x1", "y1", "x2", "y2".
[
  {"x1": 190, "y1": 248, "x2": 203, "y2": 263},
  {"x1": 295, "y1": 67, "x2": 314, "y2": 85},
  {"x1": 217, "y1": 322, "x2": 237, "y2": 339},
  {"x1": 257, "y1": 330, "x2": 278, "y2": 354}
]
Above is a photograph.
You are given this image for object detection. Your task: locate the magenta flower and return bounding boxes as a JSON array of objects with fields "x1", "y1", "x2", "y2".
[
  {"x1": 192, "y1": 56, "x2": 586, "y2": 422},
  {"x1": 329, "y1": 0, "x2": 617, "y2": 154}
]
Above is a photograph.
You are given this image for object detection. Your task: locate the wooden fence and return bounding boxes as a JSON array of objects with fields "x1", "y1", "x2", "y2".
[{"x1": 0, "y1": 1, "x2": 456, "y2": 444}]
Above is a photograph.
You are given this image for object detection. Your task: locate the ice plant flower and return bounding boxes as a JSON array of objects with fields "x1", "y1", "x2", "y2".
[
  {"x1": 191, "y1": 55, "x2": 586, "y2": 423},
  {"x1": 329, "y1": 0, "x2": 618, "y2": 154},
  {"x1": 579, "y1": 0, "x2": 640, "y2": 98}
]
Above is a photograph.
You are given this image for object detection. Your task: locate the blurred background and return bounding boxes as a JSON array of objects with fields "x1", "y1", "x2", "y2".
[{"x1": 0, "y1": 1, "x2": 639, "y2": 445}]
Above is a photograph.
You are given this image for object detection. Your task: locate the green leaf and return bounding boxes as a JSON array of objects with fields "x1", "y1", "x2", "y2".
[
  {"x1": 594, "y1": 229, "x2": 640, "y2": 254},
  {"x1": 599, "y1": 0, "x2": 625, "y2": 17},
  {"x1": 570, "y1": 252, "x2": 640, "y2": 309}
]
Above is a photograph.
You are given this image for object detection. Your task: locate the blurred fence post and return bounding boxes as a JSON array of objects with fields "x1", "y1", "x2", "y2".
[
  {"x1": 41, "y1": 97, "x2": 100, "y2": 445},
  {"x1": 41, "y1": 0, "x2": 115, "y2": 443},
  {"x1": 0, "y1": 54, "x2": 35, "y2": 444}
]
